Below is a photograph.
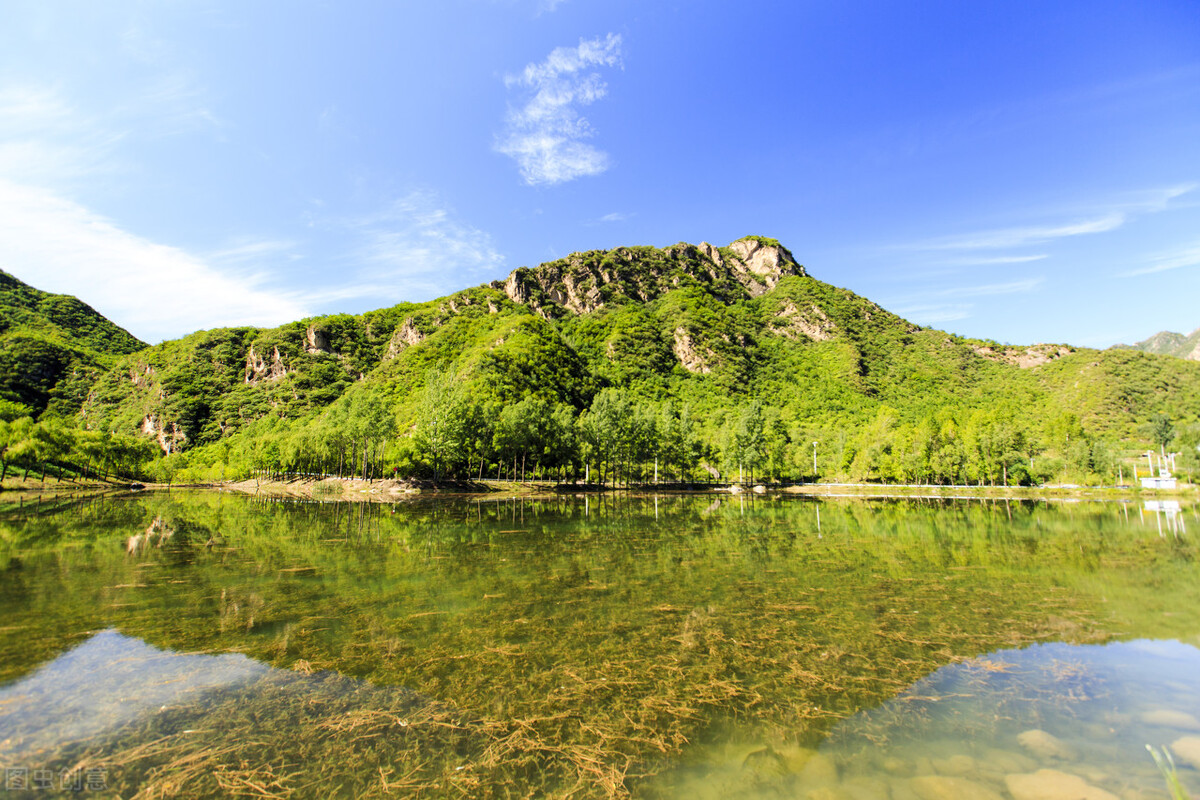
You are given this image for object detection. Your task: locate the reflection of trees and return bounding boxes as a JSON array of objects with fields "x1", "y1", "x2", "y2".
[{"x1": 1, "y1": 493, "x2": 1198, "y2": 794}]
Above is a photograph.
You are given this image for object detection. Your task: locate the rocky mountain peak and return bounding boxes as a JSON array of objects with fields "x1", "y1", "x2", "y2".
[{"x1": 496, "y1": 237, "x2": 806, "y2": 316}]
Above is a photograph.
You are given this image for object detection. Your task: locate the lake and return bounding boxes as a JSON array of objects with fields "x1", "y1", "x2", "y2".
[{"x1": 0, "y1": 491, "x2": 1197, "y2": 798}]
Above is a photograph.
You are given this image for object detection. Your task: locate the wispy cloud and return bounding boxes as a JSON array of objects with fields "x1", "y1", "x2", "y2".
[
  {"x1": 899, "y1": 184, "x2": 1195, "y2": 257},
  {"x1": 586, "y1": 211, "x2": 632, "y2": 225},
  {"x1": 1119, "y1": 243, "x2": 1200, "y2": 277},
  {"x1": 933, "y1": 277, "x2": 1045, "y2": 299},
  {"x1": 0, "y1": 85, "x2": 122, "y2": 185},
  {"x1": 537, "y1": 0, "x2": 569, "y2": 13},
  {"x1": 918, "y1": 213, "x2": 1125, "y2": 251},
  {"x1": 207, "y1": 239, "x2": 299, "y2": 264},
  {"x1": 887, "y1": 277, "x2": 1044, "y2": 327},
  {"x1": 0, "y1": 180, "x2": 308, "y2": 343},
  {"x1": 341, "y1": 190, "x2": 505, "y2": 300},
  {"x1": 496, "y1": 34, "x2": 623, "y2": 186},
  {"x1": 889, "y1": 304, "x2": 971, "y2": 324},
  {"x1": 947, "y1": 254, "x2": 1048, "y2": 265}
]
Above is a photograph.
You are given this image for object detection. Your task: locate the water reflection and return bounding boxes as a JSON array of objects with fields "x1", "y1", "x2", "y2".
[
  {"x1": 0, "y1": 630, "x2": 495, "y2": 798},
  {"x1": 0, "y1": 630, "x2": 266, "y2": 761},
  {"x1": 0, "y1": 492, "x2": 1198, "y2": 798},
  {"x1": 654, "y1": 639, "x2": 1200, "y2": 799},
  {"x1": 1145, "y1": 500, "x2": 1188, "y2": 538}
]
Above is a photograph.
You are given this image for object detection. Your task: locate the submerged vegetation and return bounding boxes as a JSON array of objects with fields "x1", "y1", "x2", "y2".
[{"x1": 0, "y1": 493, "x2": 1197, "y2": 797}]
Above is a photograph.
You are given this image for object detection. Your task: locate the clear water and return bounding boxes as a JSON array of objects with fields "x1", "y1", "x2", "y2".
[{"x1": 0, "y1": 491, "x2": 1195, "y2": 798}]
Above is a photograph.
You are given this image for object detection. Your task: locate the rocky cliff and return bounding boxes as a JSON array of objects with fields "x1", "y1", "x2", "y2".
[{"x1": 495, "y1": 237, "x2": 805, "y2": 318}]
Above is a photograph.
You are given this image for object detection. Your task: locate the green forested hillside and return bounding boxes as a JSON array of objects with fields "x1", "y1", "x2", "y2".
[
  {"x1": 6, "y1": 239, "x2": 1200, "y2": 486},
  {"x1": 0, "y1": 269, "x2": 146, "y2": 418}
]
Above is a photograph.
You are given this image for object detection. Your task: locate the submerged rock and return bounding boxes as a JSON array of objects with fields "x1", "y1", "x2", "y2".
[
  {"x1": 910, "y1": 774, "x2": 1005, "y2": 800},
  {"x1": 841, "y1": 775, "x2": 891, "y2": 800},
  {"x1": 797, "y1": 751, "x2": 840, "y2": 786},
  {"x1": 880, "y1": 756, "x2": 912, "y2": 776},
  {"x1": 1170, "y1": 735, "x2": 1200, "y2": 770},
  {"x1": 802, "y1": 787, "x2": 853, "y2": 800},
  {"x1": 931, "y1": 754, "x2": 976, "y2": 776},
  {"x1": 1017, "y1": 729, "x2": 1077, "y2": 760},
  {"x1": 1139, "y1": 709, "x2": 1200, "y2": 731},
  {"x1": 1004, "y1": 769, "x2": 1119, "y2": 800},
  {"x1": 982, "y1": 748, "x2": 1037, "y2": 773},
  {"x1": 776, "y1": 745, "x2": 818, "y2": 774}
]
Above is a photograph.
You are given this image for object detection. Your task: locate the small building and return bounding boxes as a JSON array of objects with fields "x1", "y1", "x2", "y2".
[{"x1": 1142, "y1": 475, "x2": 1177, "y2": 490}]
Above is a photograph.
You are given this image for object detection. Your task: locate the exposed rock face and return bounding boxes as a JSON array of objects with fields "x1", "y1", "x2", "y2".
[
  {"x1": 244, "y1": 345, "x2": 287, "y2": 383},
  {"x1": 773, "y1": 301, "x2": 836, "y2": 341},
  {"x1": 129, "y1": 363, "x2": 155, "y2": 388},
  {"x1": 141, "y1": 413, "x2": 186, "y2": 454},
  {"x1": 698, "y1": 241, "x2": 724, "y2": 267},
  {"x1": 727, "y1": 237, "x2": 804, "y2": 296},
  {"x1": 972, "y1": 344, "x2": 1073, "y2": 369},
  {"x1": 672, "y1": 327, "x2": 713, "y2": 374},
  {"x1": 305, "y1": 326, "x2": 331, "y2": 354},
  {"x1": 384, "y1": 318, "x2": 425, "y2": 360},
  {"x1": 496, "y1": 237, "x2": 806, "y2": 317}
]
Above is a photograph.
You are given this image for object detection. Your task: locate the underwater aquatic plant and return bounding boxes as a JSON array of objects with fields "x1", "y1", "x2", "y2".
[{"x1": 1147, "y1": 744, "x2": 1190, "y2": 800}]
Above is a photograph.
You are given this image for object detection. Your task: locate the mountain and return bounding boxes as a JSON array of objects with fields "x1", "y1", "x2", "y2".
[
  {"x1": 68, "y1": 236, "x2": 1200, "y2": 484},
  {"x1": 1114, "y1": 328, "x2": 1200, "y2": 361},
  {"x1": 0, "y1": 269, "x2": 146, "y2": 418}
]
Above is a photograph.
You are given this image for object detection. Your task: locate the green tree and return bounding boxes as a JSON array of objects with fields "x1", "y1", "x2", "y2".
[
  {"x1": 1152, "y1": 413, "x2": 1176, "y2": 453},
  {"x1": 412, "y1": 370, "x2": 468, "y2": 480}
]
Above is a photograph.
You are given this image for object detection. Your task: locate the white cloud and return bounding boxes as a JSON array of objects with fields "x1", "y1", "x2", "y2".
[
  {"x1": 207, "y1": 239, "x2": 299, "y2": 264},
  {"x1": 0, "y1": 85, "x2": 121, "y2": 185},
  {"x1": 919, "y1": 213, "x2": 1125, "y2": 251},
  {"x1": 341, "y1": 190, "x2": 506, "y2": 300},
  {"x1": 0, "y1": 180, "x2": 308, "y2": 343},
  {"x1": 903, "y1": 184, "x2": 1196, "y2": 255},
  {"x1": 585, "y1": 211, "x2": 632, "y2": 225},
  {"x1": 1120, "y1": 243, "x2": 1200, "y2": 277},
  {"x1": 496, "y1": 34, "x2": 623, "y2": 186}
]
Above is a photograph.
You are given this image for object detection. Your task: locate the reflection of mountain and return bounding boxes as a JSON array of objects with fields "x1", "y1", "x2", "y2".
[
  {"x1": 2, "y1": 493, "x2": 1200, "y2": 797},
  {"x1": 0, "y1": 629, "x2": 265, "y2": 760}
]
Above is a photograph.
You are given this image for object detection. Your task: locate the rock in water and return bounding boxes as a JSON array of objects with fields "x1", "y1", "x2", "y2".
[
  {"x1": 909, "y1": 775, "x2": 1005, "y2": 800},
  {"x1": 797, "y1": 752, "x2": 840, "y2": 787},
  {"x1": 1139, "y1": 709, "x2": 1200, "y2": 731},
  {"x1": 1004, "y1": 769, "x2": 1119, "y2": 800},
  {"x1": 931, "y1": 754, "x2": 977, "y2": 776},
  {"x1": 1016, "y1": 729, "x2": 1077, "y2": 760},
  {"x1": 1171, "y1": 736, "x2": 1200, "y2": 770}
]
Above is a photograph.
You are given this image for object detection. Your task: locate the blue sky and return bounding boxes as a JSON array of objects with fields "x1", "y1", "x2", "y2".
[{"x1": 1, "y1": 1, "x2": 1197, "y2": 347}]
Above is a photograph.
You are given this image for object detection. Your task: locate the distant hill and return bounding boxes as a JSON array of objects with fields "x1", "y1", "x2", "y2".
[
  {"x1": 70, "y1": 237, "x2": 1200, "y2": 478},
  {"x1": 1113, "y1": 328, "x2": 1200, "y2": 361},
  {"x1": 0, "y1": 269, "x2": 146, "y2": 417}
]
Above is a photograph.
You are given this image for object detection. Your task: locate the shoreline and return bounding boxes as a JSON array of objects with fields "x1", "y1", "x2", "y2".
[{"x1": 2, "y1": 474, "x2": 1194, "y2": 506}]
